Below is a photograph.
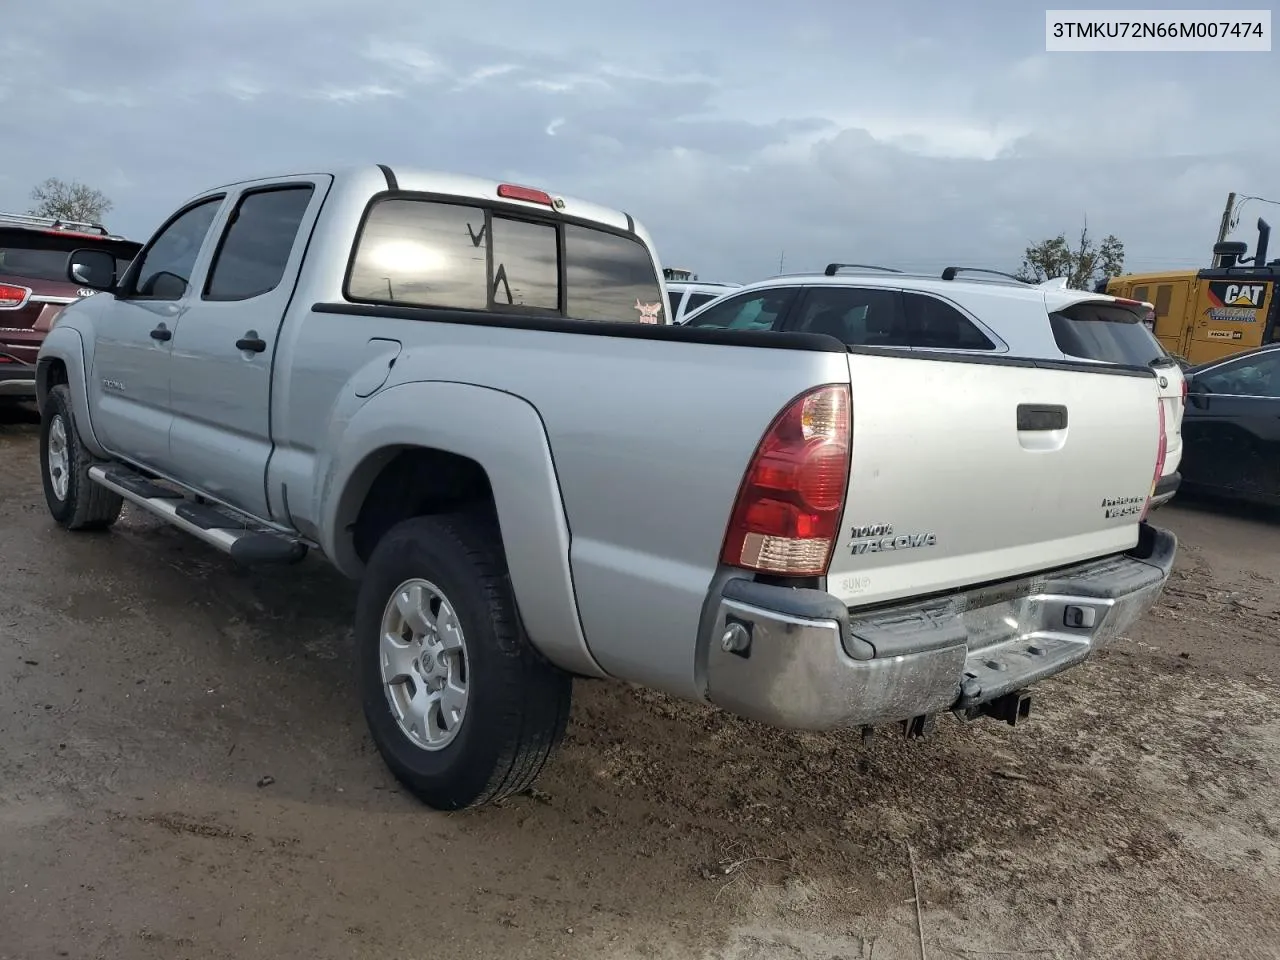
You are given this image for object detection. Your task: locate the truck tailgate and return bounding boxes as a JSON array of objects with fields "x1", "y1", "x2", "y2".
[{"x1": 826, "y1": 353, "x2": 1162, "y2": 608}]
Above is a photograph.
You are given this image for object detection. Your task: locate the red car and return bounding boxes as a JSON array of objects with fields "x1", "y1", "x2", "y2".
[{"x1": 0, "y1": 213, "x2": 142, "y2": 402}]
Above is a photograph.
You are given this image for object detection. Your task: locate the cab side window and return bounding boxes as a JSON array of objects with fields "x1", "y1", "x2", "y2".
[
  {"x1": 127, "y1": 197, "x2": 224, "y2": 301},
  {"x1": 683, "y1": 288, "x2": 798, "y2": 331}
]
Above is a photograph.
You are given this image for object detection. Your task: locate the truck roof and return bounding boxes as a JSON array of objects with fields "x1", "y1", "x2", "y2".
[{"x1": 195, "y1": 164, "x2": 641, "y2": 238}]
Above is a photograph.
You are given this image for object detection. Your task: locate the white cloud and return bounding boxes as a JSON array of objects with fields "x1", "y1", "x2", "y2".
[{"x1": 311, "y1": 84, "x2": 403, "y2": 104}]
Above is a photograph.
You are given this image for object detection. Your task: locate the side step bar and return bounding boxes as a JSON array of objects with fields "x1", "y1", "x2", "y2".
[{"x1": 89, "y1": 464, "x2": 308, "y2": 565}]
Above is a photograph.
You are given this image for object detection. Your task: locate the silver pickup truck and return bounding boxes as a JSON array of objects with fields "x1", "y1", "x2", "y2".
[{"x1": 36, "y1": 165, "x2": 1176, "y2": 810}]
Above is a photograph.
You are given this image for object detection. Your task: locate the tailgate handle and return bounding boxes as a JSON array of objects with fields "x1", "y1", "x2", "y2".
[{"x1": 1017, "y1": 404, "x2": 1068, "y2": 431}]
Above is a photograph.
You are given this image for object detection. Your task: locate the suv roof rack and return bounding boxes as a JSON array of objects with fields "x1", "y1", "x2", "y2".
[
  {"x1": 940, "y1": 266, "x2": 1031, "y2": 285},
  {"x1": 0, "y1": 211, "x2": 111, "y2": 236},
  {"x1": 824, "y1": 263, "x2": 902, "y2": 276}
]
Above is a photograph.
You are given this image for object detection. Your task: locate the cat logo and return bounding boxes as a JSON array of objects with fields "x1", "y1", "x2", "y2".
[
  {"x1": 1205, "y1": 281, "x2": 1268, "y2": 323},
  {"x1": 1206, "y1": 329, "x2": 1244, "y2": 341},
  {"x1": 1209, "y1": 282, "x2": 1266, "y2": 308}
]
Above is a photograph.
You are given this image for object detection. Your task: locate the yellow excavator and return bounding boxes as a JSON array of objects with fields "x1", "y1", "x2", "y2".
[{"x1": 1099, "y1": 218, "x2": 1279, "y2": 365}]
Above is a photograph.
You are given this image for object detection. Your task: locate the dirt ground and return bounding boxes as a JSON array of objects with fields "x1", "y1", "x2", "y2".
[{"x1": 1, "y1": 402, "x2": 1278, "y2": 960}]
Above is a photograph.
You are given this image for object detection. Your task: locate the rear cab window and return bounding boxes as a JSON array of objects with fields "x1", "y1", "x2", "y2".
[
  {"x1": 0, "y1": 228, "x2": 141, "y2": 283},
  {"x1": 1049, "y1": 300, "x2": 1171, "y2": 367},
  {"x1": 346, "y1": 197, "x2": 664, "y2": 323}
]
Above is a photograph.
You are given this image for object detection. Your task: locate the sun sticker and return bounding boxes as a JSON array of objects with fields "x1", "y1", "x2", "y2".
[{"x1": 634, "y1": 299, "x2": 663, "y2": 324}]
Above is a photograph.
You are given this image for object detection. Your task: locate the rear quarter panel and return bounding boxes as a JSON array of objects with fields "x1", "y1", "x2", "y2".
[{"x1": 301, "y1": 314, "x2": 851, "y2": 700}]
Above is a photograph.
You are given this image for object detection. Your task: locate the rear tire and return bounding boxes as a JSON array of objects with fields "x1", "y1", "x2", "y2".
[
  {"x1": 39, "y1": 384, "x2": 123, "y2": 531},
  {"x1": 356, "y1": 513, "x2": 572, "y2": 810}
]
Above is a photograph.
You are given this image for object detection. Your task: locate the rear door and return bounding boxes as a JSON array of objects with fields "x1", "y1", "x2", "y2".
[
  {"x1": 89, "y1": 195, "x2": 225, "y2": 468},
  {"x1": 167, "y1": 177, "x2": 328, "y2": 518}
]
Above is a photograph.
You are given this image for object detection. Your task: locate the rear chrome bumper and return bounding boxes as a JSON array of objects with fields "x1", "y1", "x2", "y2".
[{"x1": 701, "y1": 523, "x2": 1177, "y2": 730}]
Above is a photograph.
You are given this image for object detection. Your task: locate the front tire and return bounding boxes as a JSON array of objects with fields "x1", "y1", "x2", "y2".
[
  {"x1": 39, "y1": 384, "x2": 123, "y2": 531},
  {"x1": 356, "y1": 513, "x2": 572, "y2": 810}
]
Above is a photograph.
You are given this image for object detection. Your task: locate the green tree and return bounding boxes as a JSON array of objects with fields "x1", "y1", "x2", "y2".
[
  {"x1": 1015, "y1": 223, "x2": 1125, "y2": 289},
  {"x1": 28, "y1": 178, "x2": 114, "y2": 224}
]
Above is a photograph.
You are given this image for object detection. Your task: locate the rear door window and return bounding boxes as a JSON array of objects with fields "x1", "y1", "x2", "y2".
[
  {"x1": 203, "y1": 185, "x2": 315, "y2": 301},
  {"x1": 666, "y1": 290, "x2": 684, "y2": 320},
  {"x1": 683, "y1": 288, "x2": 798, "y2": 331},
  {"x1": 790, "y1": 286, "x2": 908, "y2": 346},
  {"x1": 1050, "y1": 301, "x2": 1170, "y2": 366}
]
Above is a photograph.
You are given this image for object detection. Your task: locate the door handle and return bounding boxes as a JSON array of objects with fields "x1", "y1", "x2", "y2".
[
  {"x1": 1017, "y1": 404, "x2": 1068, "y2": 431},
  {"x1": 236, "y1": 336, "x2": 267, "y2": 353},
  {"x1": 149, "y1": 325, "x2": 172, "y2": 342}
]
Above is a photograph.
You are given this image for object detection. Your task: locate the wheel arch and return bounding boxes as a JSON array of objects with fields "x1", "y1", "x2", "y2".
[
  {"x1": 35, "y1": 327, "x2": 109, "y2": 458},
  {"x1": 319, "y1": 380, "x2": 605, "y2": 679}
]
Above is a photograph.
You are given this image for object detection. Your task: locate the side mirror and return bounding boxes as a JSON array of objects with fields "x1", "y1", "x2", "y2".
[
  {"x1": 67, "y1": 248, "x2": 118, "y2": 292},
  {"x1": 1186, "y1": 378, "x2": 1208, "y2": 408}
]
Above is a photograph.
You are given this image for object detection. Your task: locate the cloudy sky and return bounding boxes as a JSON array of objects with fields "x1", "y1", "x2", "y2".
[{"x1": 3, "y1": 0, "x2": 1277, "y2": 282}]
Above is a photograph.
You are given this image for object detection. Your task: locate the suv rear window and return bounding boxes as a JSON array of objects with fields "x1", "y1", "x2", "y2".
[
  {"x1": 0, "y1": 229, "x2": 140, "y2": 283},
  {"x1": 1049, "y1": 301, "x2": 1170, "y2": 366},
  {"x1": 347, "y1": 198, "x2": 664, "y2": 323}
]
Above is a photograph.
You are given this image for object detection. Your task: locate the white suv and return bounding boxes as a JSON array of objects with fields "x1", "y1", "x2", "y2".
[{"x1": 681, "y1": 264, "x2": 1185, "y2": 508}]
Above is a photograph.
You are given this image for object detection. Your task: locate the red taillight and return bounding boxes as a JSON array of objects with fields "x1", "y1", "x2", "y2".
[
  {"x1": 497, "y1": 184, "x2": 553, "y2": 207},
  {"x1": 0, "y1": 283, "x2": 31, "y2": 309},
  {"x1": 1181, "y1": 377, "x2": 1188, "y2": 402},
  {"x1": 1141, "y1": 400, "x2": 1168, "y2": 521},
  {"x1": 721, "y1": 384, "x2": 851, "y2": 576}
]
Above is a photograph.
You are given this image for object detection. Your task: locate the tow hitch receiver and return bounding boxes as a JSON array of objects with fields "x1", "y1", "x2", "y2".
[{"x1": 973, "y1": 690, "x2": 1032, "y2": 727}]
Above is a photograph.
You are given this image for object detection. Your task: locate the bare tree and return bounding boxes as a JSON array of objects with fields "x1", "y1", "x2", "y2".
[
  {"x1": 1015, "y1": 222, "x2": 1125, "y2": 289},
  {"x1": 28, "y1": 178, "x2": 114, "y2": 224}
]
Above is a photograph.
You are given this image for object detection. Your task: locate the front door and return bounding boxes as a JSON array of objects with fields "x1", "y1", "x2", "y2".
[
  {"x1": 88, "y1": 196, "x2": 225, "y2": 469},
  {"x1": 166, "y1": 178, "x2": 327, "y2": 520}
]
